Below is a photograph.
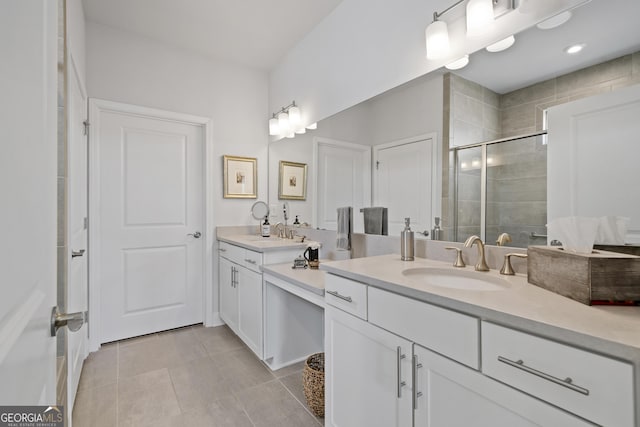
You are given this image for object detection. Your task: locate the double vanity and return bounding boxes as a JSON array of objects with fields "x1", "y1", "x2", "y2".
[{"x1": 218, "y1": 230, "x2": 640, "y2": 426}]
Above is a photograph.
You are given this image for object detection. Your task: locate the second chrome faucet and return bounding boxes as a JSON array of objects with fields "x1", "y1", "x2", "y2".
[{"x1": 464, "y1": 235, "x2": 490, "y2": 271}]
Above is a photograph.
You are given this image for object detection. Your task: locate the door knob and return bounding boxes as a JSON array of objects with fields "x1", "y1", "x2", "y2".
[
  {"x1": 50, "y1": 306, "x2": 87, "y2": 336},
  {"x1": 187, "y1": 231, "x2": 202, "y2": 238},
  {"x1": 71, "y1": 249, "x2": 85, "y2": 258}
]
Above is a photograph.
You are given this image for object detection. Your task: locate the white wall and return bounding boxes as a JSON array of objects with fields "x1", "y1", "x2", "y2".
[
  {"x1": 86, "y1": 22, "x2": 270, "y2": 227},
  {"x1": 67, "y1": 0, "x2": 86, "y2": 87},
  {"x1": 269, "y1": 0, "x2": 588, "y2": 128}
]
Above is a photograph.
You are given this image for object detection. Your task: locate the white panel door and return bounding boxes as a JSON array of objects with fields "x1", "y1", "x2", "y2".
[
  {"x1": 315, "y1": 138, "x2": 371, "y2": 233},
  {"x1": 0, "y1": 0, "x2": 58, "y2": 406},
  {"x1": 374, "y1": 136, "x2": 435, "y2": 236},
  {"x1": 97, "y1": 104, "x2": 204, "y2": 343},
  {"x1": 66, "y1": 56, "x2": 88, "y2": 409},
  {"x1": 413, "y1": 345, "x2": 592, "y2": 427},
  {"x1": 325, "y1": 306, "x2": 412, "y2": 427},
  {"x1": 547, "y1": 84, "x2": 640, "y2": 244}
]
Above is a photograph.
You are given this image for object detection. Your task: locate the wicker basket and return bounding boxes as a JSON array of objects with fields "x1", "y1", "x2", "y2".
[{"x1": 302, "y1": 352, "x2": 325, "y2": 417}]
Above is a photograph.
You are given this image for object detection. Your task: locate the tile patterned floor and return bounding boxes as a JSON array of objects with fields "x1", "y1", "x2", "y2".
[{"x1": 73, "y1": 325, "x2": 324, "y2": 427}]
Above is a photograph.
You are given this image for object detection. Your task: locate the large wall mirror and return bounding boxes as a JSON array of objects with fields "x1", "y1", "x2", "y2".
[{"x1": 268, "y1": 0, "x2": 640, "y2": 248}]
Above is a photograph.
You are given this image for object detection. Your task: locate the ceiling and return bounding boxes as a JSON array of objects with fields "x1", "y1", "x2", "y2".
[
  {"x1": 454, "y1": 0, "x2": 640, "y2": 93},
  {"x1": 83, "y1": 0, "x2": 640, "y2": 92},
  {"x1": 82, "y1": 0, "x2": 344, "y2": 70}
]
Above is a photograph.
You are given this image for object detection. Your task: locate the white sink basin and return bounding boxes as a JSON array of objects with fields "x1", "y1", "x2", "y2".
[{"x1": 402, "y1": 267, "x2": 510, "y2": 291}]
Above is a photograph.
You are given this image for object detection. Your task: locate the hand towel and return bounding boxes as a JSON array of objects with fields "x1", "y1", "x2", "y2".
[
  {"x1": 336, "y1": 207, "x2": 352, "y2": 250},
  {"x1": 361, "y1": 207, "x2": 388, "y2": 235}
]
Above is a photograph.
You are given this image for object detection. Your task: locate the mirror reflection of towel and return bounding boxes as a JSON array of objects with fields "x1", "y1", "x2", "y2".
[
  {"x1": 336, "y1": 207, "x2": 352, "y2": 250},
  {"x1": 361, "y1": 207, "x2": 388, "y2": 235}
]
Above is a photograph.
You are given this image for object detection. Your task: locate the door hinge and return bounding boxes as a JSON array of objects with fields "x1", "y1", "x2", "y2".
[
  {"x1": 83, "y1": 217, "x2": 88, "y2": 230},
  {"x1": 376, "y1": 160, "x2": 380, "y2": 170},
  {"x1": 83, "y1": 120, "x2": 90, "y2": 135}
]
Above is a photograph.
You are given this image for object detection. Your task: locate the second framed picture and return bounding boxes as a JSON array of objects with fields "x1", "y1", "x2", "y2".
[{"x1": 279, "y1": 161, "x2": 307, "y2": 200}]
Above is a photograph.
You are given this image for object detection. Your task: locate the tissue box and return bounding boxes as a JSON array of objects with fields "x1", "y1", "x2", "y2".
[{"x1": 527, "y1": 246, "x2": 640, "y2": 305}]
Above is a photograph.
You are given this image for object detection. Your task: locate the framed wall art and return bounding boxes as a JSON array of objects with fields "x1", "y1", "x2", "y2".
[
  {"x1": 279, "y1": 160, "x2": 307, "y2": 200},
  {"x1": 223, "y1": 155, "x2": 257, "y2": 198}
]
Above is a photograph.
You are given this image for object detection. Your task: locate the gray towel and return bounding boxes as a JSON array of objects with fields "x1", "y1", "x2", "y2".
[
  {"x1": 336, "y1": 207, "x2": 352, "y2": 250},
  {"x1": 361, "y1": 207, "x2": 388, "y2": 235}
]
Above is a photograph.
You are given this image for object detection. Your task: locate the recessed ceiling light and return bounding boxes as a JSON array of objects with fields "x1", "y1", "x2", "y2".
[
  {"x1": 486, "y1": 35, "x2": 515, "y2": 53},
  {"x1": 536, "y1": 10, "x2": 572, "y2": 30},
  {"x1": 445, "y1": 55, "x2": 469, "y2": 70},
  {"x1": 565, "y1": 43, "x2": 586, "y2": 54}
]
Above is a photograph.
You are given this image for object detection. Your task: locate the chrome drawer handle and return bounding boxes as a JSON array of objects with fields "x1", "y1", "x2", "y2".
[
  {"x1": 497, "y1": 356, "x2": 589, "y2": 396},
  {"x1": 326, "y1": 290, "x2": 352, "y2": 302},
  {"x1": 245, "y1": 259, "x2": 257, "y2": 264},
  {"x1": 397, "y1": 347, "x2": 406, "y2": 398}
]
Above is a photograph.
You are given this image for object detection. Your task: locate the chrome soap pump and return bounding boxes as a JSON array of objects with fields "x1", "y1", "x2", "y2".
[
  {"x1": 401, "y1": 217, "x2": 415, "y2": 261},
  {"x1": 431, "y1": 217, "x2": 442, "y2": 241}
]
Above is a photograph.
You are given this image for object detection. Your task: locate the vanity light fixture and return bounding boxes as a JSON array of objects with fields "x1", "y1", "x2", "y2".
[
  {"x1": 425, "y1": 0, "x2": 514, "y2": 59},
  {"x1": 486, "y1": 34, "x2": 515, "y2": 52},
  {"x1": 295, "y1": 127, "x2": 306, "y2": 134},
  {"x1": 445, "y1": 55, "x2": 470, "y2": 70},
  {"x1": 269, "y1": 101, "x2": 314, "y2": 138},
  {"x1": 306, "y1": 122, "x2": 317, "y2": 130},
  {"x1": 467, "y1": 0, "x2": 495, "y2": 37}
]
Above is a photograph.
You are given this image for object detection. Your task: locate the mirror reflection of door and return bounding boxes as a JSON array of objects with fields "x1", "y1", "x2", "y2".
[
  {"x1": 373, "y1": 135, "x2": 435, "y2": 236},
  {"x1": 315, "y1": 138, "x2": 371, "y2": 232}
]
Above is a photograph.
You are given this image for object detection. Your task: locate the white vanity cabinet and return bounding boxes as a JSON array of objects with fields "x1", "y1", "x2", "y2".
[
  {"x1": 325, "y1": 305, "x2": 413, "y2": 427},
  {"x1": 217, "y1": 239, "x2": 302, "y2": 359},
  {"x1": 325, "y1": 274, "x2": 603, "y2": 427}
]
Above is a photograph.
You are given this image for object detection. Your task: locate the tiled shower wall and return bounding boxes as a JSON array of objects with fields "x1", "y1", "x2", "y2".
[{"x1": 442, "y1": 51, "x2": 640, "y2": 245}]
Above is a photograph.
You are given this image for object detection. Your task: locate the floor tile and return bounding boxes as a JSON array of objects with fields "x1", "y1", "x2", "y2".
[
  {"x1": 280, "y1": 371, "x2": 324, "y2": 424},
  {"x1": 194, "y1": 325, "x2": 246, "y2": 356},
  {"x1": 213, "y1": 348, "x2": 275, "y2": 392},
  {"x1": 236, "y1": 380, "x2": 319, "y2": 427},
  {"x1": 207, "y1": 395, "x2": 254, "y2": 427},
  {"x1": 169, "y1": 356, "x2": 230, "y2": 414},
  {"x1": 117, "y1": 368, "x2": 181, "y2": 427},
  {"x1": 78, "y1": 345, "x2": 117, "y2": 390},
  {"x1": 72, "y1": 383, "x2": 117, "y2": 427},
  {"x1": 270, "y1": 361, "x2": 304, "y2": 379}
]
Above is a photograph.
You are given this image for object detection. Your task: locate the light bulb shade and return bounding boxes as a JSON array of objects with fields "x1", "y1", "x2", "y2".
[
  {"x1": 268, "y1": 117, "x2": 280, "y2": 136},
  {"x1": 425, "y1": 20, "x2": 450, "y2": 60},
  {"x1": 466, "y1": 0, "x2": 495, "y2": 37},
  {"x1": 288, "y1": 105, "x2": 301, "y2": 127},
  {"x1": 295, "y1": 127, "x2": 306, "y2": 134},
  {"x1": 278, "y1": 112, "x2": 290, "y2": 135},
  {"x1": 486, "y1": 35, "x2": 515, "y2": 52},
  {"x1": 445, "y1": 55, "x2": 469, "y2": 70},
  {"x1": 306, "y1": 122, "x2": 317, "y2": 130}
]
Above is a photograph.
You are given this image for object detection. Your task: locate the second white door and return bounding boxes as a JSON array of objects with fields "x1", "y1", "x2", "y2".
[{"x1": 95, "y1": 101, "x2": 204, "y2": 343}]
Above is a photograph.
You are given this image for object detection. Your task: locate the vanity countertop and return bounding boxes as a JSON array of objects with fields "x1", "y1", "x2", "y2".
[
  {"x1": 262, "y1": 262, "x2": 326, "y2": 296},
  {"x1": 321, "y1": 254, "x2": 640, "y2": 357},
  {"x1": 218, "y1": 234, "x2": 313, "y2": 252}
]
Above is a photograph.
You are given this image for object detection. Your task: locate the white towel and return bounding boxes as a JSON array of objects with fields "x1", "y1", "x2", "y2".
[{"x1": 336, "y1": 207, "x2": 352, "y2": 250}]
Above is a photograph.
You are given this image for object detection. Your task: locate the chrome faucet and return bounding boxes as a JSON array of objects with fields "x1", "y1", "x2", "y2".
[
  {"x1": 464, "y1": 235, "x2": 490, "y2": 271},
  {"x1": 496, "y1": 232, "x2": 512, "y2": 246}
]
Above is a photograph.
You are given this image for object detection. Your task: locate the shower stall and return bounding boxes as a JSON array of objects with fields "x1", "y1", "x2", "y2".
[{"x1": 452, "y1": 132, "x2": 548, "y2": 248}]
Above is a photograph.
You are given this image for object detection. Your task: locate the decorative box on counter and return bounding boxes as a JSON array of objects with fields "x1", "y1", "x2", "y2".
[{"x1": 527, "y1": 246, "x2": 640, "y2": 305}]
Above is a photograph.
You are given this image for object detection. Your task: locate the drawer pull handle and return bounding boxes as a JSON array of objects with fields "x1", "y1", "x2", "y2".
[
  {"x1": 497, "y1": 356, "x2": 589, "y2": 396},
  {"x1": 326, "y1": 290, "x2": 352, "y2": 302},
  {"x1": 245, "y1": 259, "x2": 257, "y2": 265}
]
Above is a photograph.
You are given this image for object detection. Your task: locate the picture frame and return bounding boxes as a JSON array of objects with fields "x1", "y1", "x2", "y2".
[
  {"x1": 279, "y1": 160, "x2": 307, "y2": 200},
  {"x1": 223, "y1": 155, "x2": 257, "y2": 198}
]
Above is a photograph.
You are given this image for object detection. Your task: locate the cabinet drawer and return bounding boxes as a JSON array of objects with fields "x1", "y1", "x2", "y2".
[
  {"x1": 243, "y1": 249, "x2": 263, "y2": 273},
  {"x1": 368, "y1": 287, "x2": 479, "y2": 369},
  {"x1": 218, "y1": 241, "x2": 244, "y2": 264},
  {"x1": 482, "y1": 322, "x2": 634, "y2": 427},
  {"x1": 324, "y1": 274, "x2": 367, "y2": 320}
]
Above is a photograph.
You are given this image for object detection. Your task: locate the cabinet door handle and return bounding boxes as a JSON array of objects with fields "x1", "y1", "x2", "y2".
[
  {"x1": 245, "y1": 259, "x2": 257, "y2": 265},
  {"x1": 231, "y1": 267, "x2": 236, "y2": 287},
  {"x1": 412, "y1": 354, "x2": 423, "y2": 409},
  {"x1": 497, "y1": 356, "x2": 589, "y2": 396},
  {"x1": 397, "y1": 346, "x2": 406, "y2": 398},
  {"x1": 326, "y1": 290, "x2": 352, "y2": 302}
]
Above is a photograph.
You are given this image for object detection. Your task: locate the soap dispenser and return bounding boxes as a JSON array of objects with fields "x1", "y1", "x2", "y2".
[
  {"x1": 401, "y1": 217, "x2": 415, "y2": 261},
  {"x1": 431, "y1": 217, "x2": 442, "y2": 241},
  {"x1": 261, "y1": 216, "x2": 270, "y2": 237}
]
